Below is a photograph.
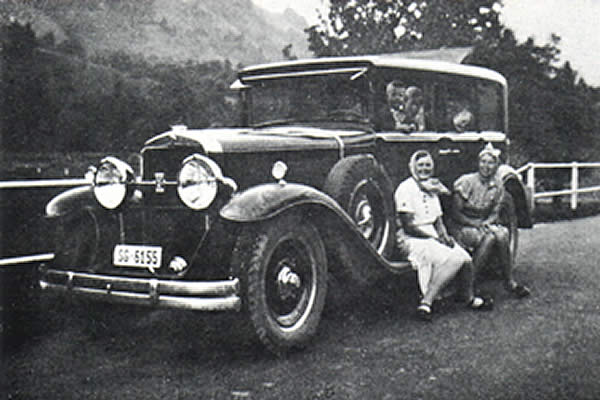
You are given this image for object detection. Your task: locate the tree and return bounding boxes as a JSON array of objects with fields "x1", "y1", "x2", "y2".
[
  {"x1": 1, "y1": 20, "x2": 48, "y2": 151},
  {"x1": 282, "y1": 43, "x2": 298, "y2": 60},
  {"x1": 467, "y1": 31, "x2": 599, "y2": 166},
  {"x1": 306, "y1": 0, "x2": 503, "y2": 56},
  {"x1": 416, "y1": 0, "x2": 502, "y2": 48}
]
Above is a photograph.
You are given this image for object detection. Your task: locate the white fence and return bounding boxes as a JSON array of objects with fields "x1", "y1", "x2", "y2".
[
  {"x1": 0, "y1": 178, "x2": 89, "y2": 189},
  {"x1": 517, "y1": 162, "x2": 600, "y2": 210},
  {"x1": 0, "y1": 178, "x2": 89, "y2": 267}
]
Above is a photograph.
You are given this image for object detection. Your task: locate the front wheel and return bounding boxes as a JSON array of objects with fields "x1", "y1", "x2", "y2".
[{"x1": 232, "y1": 214, "x2": 328, "y2": 355}]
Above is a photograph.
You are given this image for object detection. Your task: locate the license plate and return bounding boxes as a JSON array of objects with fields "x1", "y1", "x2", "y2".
[{"x1": 113, "y1": 244, "x2": 162, "y2": 269}]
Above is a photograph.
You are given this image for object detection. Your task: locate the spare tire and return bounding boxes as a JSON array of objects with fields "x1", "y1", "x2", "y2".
[
  {"x1": 499, "y1": 191, "x2": 519, "y2": 267},
  {"x1": 323, "y1": 155, "x2": 396, "y2": 259}
]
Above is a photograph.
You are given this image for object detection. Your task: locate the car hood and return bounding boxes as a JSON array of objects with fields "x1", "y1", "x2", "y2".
[{"x1": 143, "y1": 125, "x2": 372, "y2": 155}]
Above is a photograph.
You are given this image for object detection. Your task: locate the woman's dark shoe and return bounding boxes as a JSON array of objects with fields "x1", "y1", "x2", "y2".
[
  {"x1": 416, "y1": 303, "x2": 432, "y2": 322},
  {"x1": 467, "y1": 295, "x2": 494, "y2": 311},
  {"x1": 506, "y1": 283, "x2": 531, "y2": 298}
]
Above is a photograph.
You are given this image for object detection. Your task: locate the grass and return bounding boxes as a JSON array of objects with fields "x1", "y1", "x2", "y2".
[{"x1": 532, "y1": 196, "x2": 600, "y2": 223}]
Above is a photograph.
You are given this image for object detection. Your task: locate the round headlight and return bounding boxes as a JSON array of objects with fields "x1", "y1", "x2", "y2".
[
  {"x1": 177, "y1": 154, "x2": 221, "y2": 210},
  {"x1": 93, "y1": 157, "x2": 133, "y2": 209}
]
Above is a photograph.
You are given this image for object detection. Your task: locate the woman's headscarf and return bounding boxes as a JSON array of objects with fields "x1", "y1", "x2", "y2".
[
  {"x1": 409, "y1": 150, "x2": 450, "y2": 195},
  {"x1": 478, "y1": 142, "x2": 501, "y2": 161},
  {"x1": 477, "y1": 143, "x2": 502, "y2": 182}
]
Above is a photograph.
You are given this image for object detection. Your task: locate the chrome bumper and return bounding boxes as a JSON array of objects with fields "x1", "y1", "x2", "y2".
[{"x1": 39, "y1": 267, "x2": 241, "y2": 311}]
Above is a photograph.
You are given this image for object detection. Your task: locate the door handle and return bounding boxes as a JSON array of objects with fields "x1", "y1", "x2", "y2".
[{"x1": 438, "y1": 148, "x2": 461, "y2": 155}]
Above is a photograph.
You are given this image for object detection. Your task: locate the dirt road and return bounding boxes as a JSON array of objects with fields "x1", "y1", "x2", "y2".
[{"x1": 4, "y1": 215, "x2": 600, "y2": 399}]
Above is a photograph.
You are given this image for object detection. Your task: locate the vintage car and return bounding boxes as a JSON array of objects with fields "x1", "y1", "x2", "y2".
[{"x1": 39, "y1": 49, "x2": 532, "y2": 354}]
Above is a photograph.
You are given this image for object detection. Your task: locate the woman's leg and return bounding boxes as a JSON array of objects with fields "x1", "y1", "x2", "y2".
[
  {"x1": 421, "y1": 253, "x2": 464, "y2": 307},
  {"x1": 417, "y1": 245, "x2": 494, "y2": 318},
  {"x1": 456, "y1": 259, "x2": 494, "y2": 309},
  {"x1": 491, "y1": 227, "x2": 514, "y2": 285},
  {"x1": 492, "y1": 227, "x2": 530, "y2": 297},
  {"x1": 471, "y1": 232, "x2": 496, "y2": 276},
  {"x1": 456, "y1": 259, "x2": 475, "y2": 301}
]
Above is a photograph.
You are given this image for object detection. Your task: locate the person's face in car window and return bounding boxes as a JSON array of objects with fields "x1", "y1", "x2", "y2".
[
  {"x1": 404, "y1": 87, "x2": 423, "y2": 120},
  {"x1": 453, "y1": 108, "x2": 473, "y2": 132},
  {"x1": 387, "y1": 86, "x2": 406, "y2": 111}
]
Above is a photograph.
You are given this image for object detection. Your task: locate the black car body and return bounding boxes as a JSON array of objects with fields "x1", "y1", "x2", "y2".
[{"x1": 39, "y1": 50, "x2": 532, "y2": 354}]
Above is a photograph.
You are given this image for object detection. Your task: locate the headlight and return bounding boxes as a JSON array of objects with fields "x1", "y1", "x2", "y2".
[
  {"x1": 93, "y1": 156, "x2": 133, "y2": 209},
  {"x1": 177, "y1": 154, "x2": 222, "y2": 210}
]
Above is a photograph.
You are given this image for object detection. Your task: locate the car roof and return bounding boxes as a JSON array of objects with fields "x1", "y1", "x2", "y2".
[{"x1": 238, "y1": 47, "x2": 507, "y2": 87}]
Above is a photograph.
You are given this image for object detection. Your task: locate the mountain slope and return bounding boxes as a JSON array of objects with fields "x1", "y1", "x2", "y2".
[{"x1": 1, "y1": 0, "x2": 311, "y2": 65}]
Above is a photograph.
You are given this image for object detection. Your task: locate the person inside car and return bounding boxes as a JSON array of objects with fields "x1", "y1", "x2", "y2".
[
  {"x1": 403, "y1": 86, "x2": 426, "y2": 132},
  {"x1": 383, "y1": 81, "x2": 426, "y2": 132},
  {"x1": 449, "y1": 143, "x2": 531, "y2": 298},
  {"x1": 384, "y1": 80, "x2": 407, "y2": 129},
  {"x1": 453, "y1": 107, "x2": 474, "y2": 133},
  {"x1": 395, "y1": 150, "x2": 494, "y2": 321}
]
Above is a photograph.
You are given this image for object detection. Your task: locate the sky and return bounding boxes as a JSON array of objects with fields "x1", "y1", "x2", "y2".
[{"x1": 252, "y1": 0, "x2": 600, "y2": 86}]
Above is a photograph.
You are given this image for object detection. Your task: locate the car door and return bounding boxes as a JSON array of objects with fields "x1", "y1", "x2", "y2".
[
  {"x1": 429, "y1": 75, "x2": 508, "y2": 187},
  {"x1": 373, "y1": 70, "x2": 508, "y2": 193}
]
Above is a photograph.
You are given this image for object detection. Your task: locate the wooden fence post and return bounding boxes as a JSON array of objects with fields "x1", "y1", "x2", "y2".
[
  {"x1": 571, "y1": 162, "x2": 579, "y2": 210},
  {"x1": 527, "y1": 164, "x2": 535, "y2": 210}
]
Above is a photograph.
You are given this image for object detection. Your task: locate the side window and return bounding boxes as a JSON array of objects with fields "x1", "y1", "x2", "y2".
[
  {"x1": 326, "y1": 75, "x2": 370, "y2": 119},
  {"x1": 477, "y1": 81, "x2": 503, "y2": 132},
  {"x1": 432, "y1": 81, "x2": 472, "y2": 132},
  {"x1": 445, "y1": 80, "x2": 476, "y2": 133}
]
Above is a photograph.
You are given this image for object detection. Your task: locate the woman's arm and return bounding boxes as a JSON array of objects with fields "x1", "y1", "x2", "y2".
[
  {"x1": 482, "y1": 193, "x2": 502, "y2": 226},
  {"x1": 434, "y1": 217, "x2": 455, "y2": 247},
  {"x1": 451, "y1": 193, "x2": 483, "y2": 227},
  {"x1": 398, "y1": 212, "x2": 435, "y2": 238}
]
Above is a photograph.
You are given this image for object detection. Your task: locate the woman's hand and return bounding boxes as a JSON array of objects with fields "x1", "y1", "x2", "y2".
[
  {"x1": 481, "y1": 218, "x2": 497, "y2": 232},
  {"x1": 437, "y1": 234, "x2": 455, "y2": 248}
]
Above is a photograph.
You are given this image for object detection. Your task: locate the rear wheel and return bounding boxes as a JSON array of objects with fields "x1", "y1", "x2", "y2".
[
  {"x1": 232, "y1": 214, "x2": 328, "y2": 355},
  {"x1": 501, "y1": 191, "x2": 519, "y2": 266}
]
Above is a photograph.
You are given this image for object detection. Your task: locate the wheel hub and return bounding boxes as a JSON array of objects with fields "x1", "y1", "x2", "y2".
[
  {"x1": 265, "y1": 241, "x2": 315, "y2": 329},
  {"x1": 354, "y1": 197, "x2": 374, "y2": 239},
  {"x1": 276, "y1": 263, "x2": 302, "y2": 301}
]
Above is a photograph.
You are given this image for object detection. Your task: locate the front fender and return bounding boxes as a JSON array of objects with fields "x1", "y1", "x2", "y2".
[
  {"x1": 45, "y1": 185, "x2": 96, "y2": 218},
  {"x1": 498, "y1": 164, "x2": 533, "y2": 228},
  {"x1": 219, "y1": 182, "x2": 347, "y2": 222},
  {"x1": 220, "y1": 182, "x2": 412, "y2": 280}
]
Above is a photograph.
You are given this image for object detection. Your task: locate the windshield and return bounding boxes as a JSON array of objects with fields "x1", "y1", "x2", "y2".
[{"x1": 248, "y1": 73, "x2": 371, "y2": 127}]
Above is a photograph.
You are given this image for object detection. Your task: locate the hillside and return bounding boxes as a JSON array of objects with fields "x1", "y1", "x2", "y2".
[{"x1": 0, "y1": 0, "x2": 311, "y2": 66}]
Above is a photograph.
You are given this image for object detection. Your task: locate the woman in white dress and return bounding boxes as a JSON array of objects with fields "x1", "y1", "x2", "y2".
[{"x1": 395, "y1": 150, "x2": 493, "y2": 321}]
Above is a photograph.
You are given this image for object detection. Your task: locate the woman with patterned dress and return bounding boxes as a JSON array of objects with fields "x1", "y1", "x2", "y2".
[
  {"x1": 449, "y1": 143, "x2": 530, "y2": 298},
  {"x1": 395, "y1": 150, "x2": 493, "y2": 321}
]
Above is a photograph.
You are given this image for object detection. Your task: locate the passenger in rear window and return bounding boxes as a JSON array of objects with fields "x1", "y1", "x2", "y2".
[
  {"x1": 404, "y1": 86, "x2": 426, "y2": 132},
  {"x1": 453, "y1": 108, "x2": 474, "y2": 133},
  {"x1": 384, "y1": 81, "x2": 426, "y2": 132}
]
